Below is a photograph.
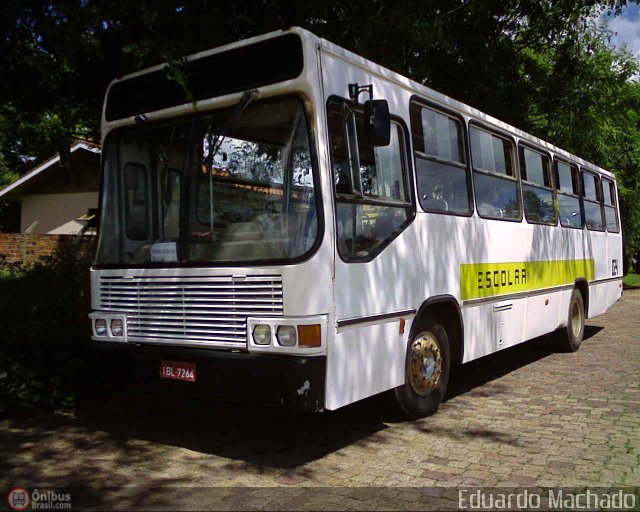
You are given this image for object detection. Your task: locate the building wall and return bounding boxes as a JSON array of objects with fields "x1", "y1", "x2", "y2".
[
  {"x1": 20, "y1": 191, "x2": 99, "y2": 234},
  {"x1": 0, "y1": 233, "x2": 96, "y2": 266}
]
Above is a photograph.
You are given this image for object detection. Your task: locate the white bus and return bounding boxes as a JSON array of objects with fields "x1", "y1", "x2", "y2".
[{"x1": 90, "y1": 27, "x2": 622, "y2": 418}]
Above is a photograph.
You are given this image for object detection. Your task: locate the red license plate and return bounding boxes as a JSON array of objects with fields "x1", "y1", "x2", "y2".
[{"x1": 160, "y1": 360, "x2": 197, "y2": 382}]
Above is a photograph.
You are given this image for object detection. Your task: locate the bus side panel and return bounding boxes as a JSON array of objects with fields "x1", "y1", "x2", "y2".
[
  {"x1": 588, "y1": 280, "x2": 623, "y2": 318},
  {"x1": 326, "y1": 321, "x2": 409, "y2": 410}
]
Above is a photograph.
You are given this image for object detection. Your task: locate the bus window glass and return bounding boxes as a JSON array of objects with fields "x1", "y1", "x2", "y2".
[
  {"x1": 520, "y1": 147, "x2": 550, "y2": 186},
  {"x1": 161, "y1": 168, "x2": 181, "y2": 240},
  {"x1": 582, "y1": 172, "x2": 599, "y2": 201},
  {"x1": 474, "y1": 173, "x2": 520, "y2": 220},
  {"x1": 605, "y1": 207, "x2": 619, "y2": 232},
  {"x1": 123, "y1": 163, "x2": 150, "y2": 241},
  {"x1": 416, "y1": 159, "x2": 470, "y2": 213},
  {"x1": 558, "y1": 195, "x2": 583, "y2": 228},
  {"x1": 328, "y1": 101, "x2": 412, "y2": 261},
  {"x1": 602, "y1": 179, "x2": 615, "y2": 206},
  {"x1": 470, "y1": 126, "x2": 514, "y2": 176},
  {"x1": 522, "y1": 185, "x2": 555, "y2": 224},
  {"x1": 419, "y1": 108, "x2": 464, "y2": 163},
  {"x1": 411, "y1": 103, "x2": 470, "y2": 215},
  {"x1": 602, "y1": 178, "x2": 619, "y2": 232},
  {"x1": 556, "y1": 161, "x2": 578, "y2": 194},
  {"x1": 584, "y1": 202, "x2": 604, "y2": 231},
  {"x1": 358, "y1": 123, "x2": 407, "y2": 202},
  {"x1": 519, "y1": 146, "x2": 555, "y2": 224}
]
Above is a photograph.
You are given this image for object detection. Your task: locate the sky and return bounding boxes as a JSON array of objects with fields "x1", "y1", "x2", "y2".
[{"x1": 603, "y1": 2, "x2": 640, "y2": 60}]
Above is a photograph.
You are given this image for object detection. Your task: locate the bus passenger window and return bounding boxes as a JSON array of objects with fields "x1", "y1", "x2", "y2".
[
  {"x1": 555, "y1": 161, "x2": 583, "y2": 228},
  {"x1": 582, "y1": 170, "x2": 604, "y2": 231},
  {"x1": 410, "y1": 103, "x2": 471, "y2": 214},
  {"x1": 519, "y1": 146, "x2": 556, "y2": 225},
  {"x1": 470, "y1": 126, "x2": 520, "y2": 220},
  {"x1": 602, "y1": 178, "x2": 619, "y2": 233}
]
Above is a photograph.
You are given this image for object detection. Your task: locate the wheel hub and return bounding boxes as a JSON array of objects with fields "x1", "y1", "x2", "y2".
[{"x1": 409, "y1": 332, "x2": 442, "y2": 395}]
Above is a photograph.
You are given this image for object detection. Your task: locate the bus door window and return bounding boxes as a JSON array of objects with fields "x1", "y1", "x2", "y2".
[
  {"x1": 555, "y1": 160, "x2": 583, "y2": 228},
  {"x1": 410, "y1": 102, "x2": 471, "y2": 214},
  {"x1": 582, "y1": 170, "x2": 605, "y2": 231},
  {"x1": 327, "y1": 99, "x2": 413, "y2": 261},
  {"x1": 470, "y1": 125, "x2": 521, "y2": 220},
  {"x1": 519, "y1": 146, "x2": 556, "y2": 225}
]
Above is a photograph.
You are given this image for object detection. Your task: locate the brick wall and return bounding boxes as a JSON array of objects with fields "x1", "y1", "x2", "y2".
[{"x1": 0, "y1": 233, "x2": 96, "y2": 266}]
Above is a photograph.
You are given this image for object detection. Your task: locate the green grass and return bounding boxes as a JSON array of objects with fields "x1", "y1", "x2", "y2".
[{"x1": 623, "y1": 273, "x2": 640, "y2": 288}]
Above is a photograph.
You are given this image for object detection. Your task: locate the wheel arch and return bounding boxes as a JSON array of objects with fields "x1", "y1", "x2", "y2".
[
  {"x1": 412, "y1": 295, "x2": 464, "y2": 364},
  {"x1": 574, "y1": 278, "x2": 589, "y2": 318}
]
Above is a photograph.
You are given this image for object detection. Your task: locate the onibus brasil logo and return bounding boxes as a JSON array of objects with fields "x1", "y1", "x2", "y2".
[
  {"x1": 7, "y1": 488, "x2": 72, "y2": 510},
  {"x1": 7, "y1": 488, "x2": 30, "y2": 511}
]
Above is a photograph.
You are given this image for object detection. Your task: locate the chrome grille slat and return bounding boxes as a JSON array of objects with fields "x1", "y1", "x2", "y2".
[{"x1": 99, "y1": 274, "x2": 283, "y2": 347}]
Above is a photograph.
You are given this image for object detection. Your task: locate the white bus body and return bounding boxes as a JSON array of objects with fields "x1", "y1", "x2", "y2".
[{"x1": 90, "y1": 28, "x2": 622, "y2": 416}]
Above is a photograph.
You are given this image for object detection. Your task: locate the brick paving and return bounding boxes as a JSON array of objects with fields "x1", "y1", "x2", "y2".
[{"x1": 0, "y1": 290, "x2": 638, "y2": 510}]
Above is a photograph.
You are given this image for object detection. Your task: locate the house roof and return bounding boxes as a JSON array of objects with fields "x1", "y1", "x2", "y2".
[{"x1": 0, "y1": 142, "x2": 101, "y2": 199}]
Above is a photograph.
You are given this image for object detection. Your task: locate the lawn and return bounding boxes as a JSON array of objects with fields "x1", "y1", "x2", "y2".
[{"x1": 623, "y1": 273, "x2": 640, "y2": 288}]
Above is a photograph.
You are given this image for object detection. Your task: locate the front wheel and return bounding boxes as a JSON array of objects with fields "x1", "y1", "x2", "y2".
[{"x1": 390, "y1": 314, "x2": 450, "y2": 419}]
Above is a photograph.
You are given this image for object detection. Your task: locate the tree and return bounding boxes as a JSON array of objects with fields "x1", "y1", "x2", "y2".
[{"x1": 1, "y1": 0, "x2": 639, "y2": 264}]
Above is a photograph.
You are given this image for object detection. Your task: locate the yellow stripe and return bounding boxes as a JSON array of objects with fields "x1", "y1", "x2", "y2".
[{"x1": 460, "y1": 259, "x2": 595, "y2": 301}]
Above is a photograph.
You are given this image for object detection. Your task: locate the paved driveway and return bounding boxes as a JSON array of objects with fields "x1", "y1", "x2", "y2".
[{"x1": 1, "y1": 290, "x2": 638, "y2": 510}]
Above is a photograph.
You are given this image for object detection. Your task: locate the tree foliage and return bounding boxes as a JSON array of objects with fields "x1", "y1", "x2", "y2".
[{"x1": 1, "y1": 0, "x2": 639, "y2": 262}]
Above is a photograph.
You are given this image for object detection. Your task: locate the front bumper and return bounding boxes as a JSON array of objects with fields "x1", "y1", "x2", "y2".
[{"x1": 90, "y1": 341, "x2": 326, "y2": 412}]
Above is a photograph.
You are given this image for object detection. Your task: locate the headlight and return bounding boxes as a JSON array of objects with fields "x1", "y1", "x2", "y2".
[
  {"x1": 95, "y1": 319, "x2": 107, "y2": 336},
  {"x1": 276, "y1": 325, "x2": 297, "y2": 347},
  {"x1": 252, "y1": 324, "x2": 271, "y2": 345},
  {"x1": 111, "y1": 318, "x2": 124, "y2": 337}
]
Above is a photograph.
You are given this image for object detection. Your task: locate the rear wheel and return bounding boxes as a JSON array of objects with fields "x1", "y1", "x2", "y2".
[
  {"x1": 555, "y1": 288, "x2": 585, "y2": 352},
  {"x1": 390, "y1": 313, "x2": 450, "y2": 419}
]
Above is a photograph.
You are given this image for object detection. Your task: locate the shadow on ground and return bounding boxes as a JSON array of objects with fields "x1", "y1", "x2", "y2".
[{"x1": 0, "y1": 324, "x2": 605, "y2": 497}]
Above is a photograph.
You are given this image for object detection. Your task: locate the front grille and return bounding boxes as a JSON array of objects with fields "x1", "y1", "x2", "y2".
[{"x1": 99, "y1": 274, "x2": 283, "y2": 347}]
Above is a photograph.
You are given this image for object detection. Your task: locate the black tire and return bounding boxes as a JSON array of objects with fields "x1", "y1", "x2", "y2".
[
  {"x1": 389, "y1": 313, "x2": 450, "y2": 419},
  {"x1": 555, "y1": 288, "x2": 585, "y2": 352}
]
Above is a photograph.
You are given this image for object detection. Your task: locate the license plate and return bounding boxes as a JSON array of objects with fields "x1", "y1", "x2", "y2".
[{"x1": 160, "y1": 360, "x2": 196, "y2": 382}]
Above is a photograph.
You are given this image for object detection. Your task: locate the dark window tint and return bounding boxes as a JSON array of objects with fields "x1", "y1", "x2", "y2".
[
  {"x1": 106, "y1": 34, "x2": 304, "y2": 121},
  {"x1": 123, "y1": 163, "x2": 150, "y2": 240}
]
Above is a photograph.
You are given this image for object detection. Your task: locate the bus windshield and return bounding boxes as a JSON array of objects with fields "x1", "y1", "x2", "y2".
[{"x1": 96, "y1": 97, "x2": 319, "y2": 265}]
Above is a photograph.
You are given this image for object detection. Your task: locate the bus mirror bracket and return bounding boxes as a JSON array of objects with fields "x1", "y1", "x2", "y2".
[{"x1": 348, "y1": 83, "x2": 391, "y2": 147}]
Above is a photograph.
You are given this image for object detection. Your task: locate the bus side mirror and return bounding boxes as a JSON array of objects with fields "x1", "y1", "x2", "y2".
[{"x1": 364, "y1": 99, "x2": 391, "y2": 146}]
